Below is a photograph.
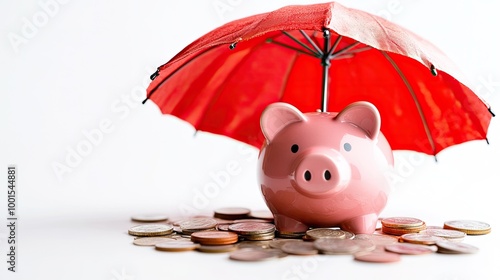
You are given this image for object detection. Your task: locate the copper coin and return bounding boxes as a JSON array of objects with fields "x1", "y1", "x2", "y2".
[
  {"x1": 354, "y1": 251, "x2": 401, "y2": 263},
  {"x1": 190, "y1": 230, "x2": 239, "y2": 245},
  {"x1": 197, "y1": 244, "x2": 238, "y2": 253},
  {"x1": 419, "y1": 229, "x2": 466, "y2": 240},
  {"x1": 281, "y1": 241, "x2": 318, "y2": 255},
  {"x1": 306, "y1": 228, "x2": 346, "y2": 240},
  {"x1": 354, "y1": 234, "x2": 399, "y2": 246},
  {"x1": 131, "y1": 214, "x2": 168, "y2": 223},
  {"x1": 443, "y1": 220, "x2": 491, "y2": 235},
  {"x1": 179, "y1": 218, "x2": 217, "y2": 232},
  {"x1": 229, "y1": 248, "x2": 281, "y2": 261},
  {"x1": 214, "y1": 207, "x2": 251, "y2": 220},
  {"x1": 381, "y1": 217, "x2": 424, "y2": 228},
  {"x1": 249, "y1": 210, "x2": 274, "y2": 221},
  {"x1": 382, "y1": 223, "x2": 427, "y2": 236},
  {"x1": 155, "y1": 240, "x2": 200, "y2": 252},
  {"x1": 385, "y1": 243, "x2": 436, "y2": 255},
  {"x1": 436, "y1": 241, "x2": 479, "y2": 254},
  {"x1": 229, "y1": 222, "x2": 276, "y2": 235},
  {"x1": 128, "y1": 224, "x2": 174, "y2": 237},
  {"x1": 133, "y1": 237, "x2": 175, "y2": 246},
  {"x1": 401, "y1": 233, "x2": 445, "y2": 245}
]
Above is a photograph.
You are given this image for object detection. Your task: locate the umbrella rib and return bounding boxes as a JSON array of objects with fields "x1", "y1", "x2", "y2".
[
  {"x1": 380, "y1": 51, "x2": 436, "y2": 155},
  {"x1": 327, "y1": 35, "x2": 343, "y2": 57},
  {"x1": 267, "y1": 40, "x2": 318, "y2": 58},
  {"x1": 281, "y1": 31, "x2": 321, "y2": 57},
  {"x1": 278, "y1": 52, "x2": 299, "y2": 101},
  {"x1": 299, "y1": 30, "x2": 323, "y2": 55},
  {"x1": 330, "y1": 42, "x2": 360, "y2": 59}
]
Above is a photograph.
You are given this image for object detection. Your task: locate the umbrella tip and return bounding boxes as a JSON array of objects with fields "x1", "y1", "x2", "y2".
[
  {"x1": 229, "y1": 42, "x2": 237, "y2": 50},
  {"x1": 430, "y1": 64, "x2": 438, "y2": 76},
  {"x1": 488, "y1": 107, "x2": 496, "y2": 117},
  {"x1": 486, "y1": 138, "x2": 490, "y2": 145},
  {"x1": 150, "y1": 69, "x2": 159, "y2": 80},
  {"x1": 142, "y1": 97, "x2": 149, "y2": 104},
  {"x1": 434, "y1": 156, "x2": 438, "y2": 163}
]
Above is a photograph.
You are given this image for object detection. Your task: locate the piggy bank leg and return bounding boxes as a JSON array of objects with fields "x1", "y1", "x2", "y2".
[
  {"x1": 340, "y1": 213, "x2": 378, "y2": 234},
  {"x1": 274, "y1": 214, "x2": 309, "y2": 233}
]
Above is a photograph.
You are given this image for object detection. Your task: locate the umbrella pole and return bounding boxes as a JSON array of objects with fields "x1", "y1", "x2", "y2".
[{"x1": 321, "y1": 29, "x2": 331, "y2": 112}]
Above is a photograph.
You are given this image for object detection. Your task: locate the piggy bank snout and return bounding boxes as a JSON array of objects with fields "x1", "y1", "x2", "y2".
[{"x1": 293, "y1": 149, "x2": 351, "y2": 198}]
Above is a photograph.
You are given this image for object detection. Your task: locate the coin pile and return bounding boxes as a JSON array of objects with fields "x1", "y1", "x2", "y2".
[{"x1": 127, "y1": 211, "x2": 491, "y2": 263}]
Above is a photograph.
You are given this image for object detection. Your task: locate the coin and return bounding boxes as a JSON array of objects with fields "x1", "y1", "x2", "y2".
[
  {"x1": 197, "y1": 244, "x2": 238, "y2": 253},
  {"x1": 155, "y1": 240, "x2": 200, "y2": 252},
  {"x1": 276, "y1": 231, "x2": 306, "y2": 239},
  {"x1": 242, "y1": 231, "x2": 276, "y2": 241},
  {"x1": 313, "y1": 238, "x2": 362, "y2": 255},
  {"x1": 400, "y1": 233, "x2": 445, "y2": 245},
  {"x1": 340, "y1": 230, "x2": 355, "y2": 240},
  {"x1": 443, "y1": 220, "x2": 491, "y2": 235},
  {"x1": 354, "y1": 234, "x2": 399, "y2": 246},
  {"x1": 281, "y1": 241, "x2": 318, "y2": 255},
  {"x1": 237, "y1": 241, "x2": 271, "y2": 249},
  {"x1": 229, "y1": 222, "x2": 276, "y2": 235},
  {"x1": 419, "y1": 229, "x2": 466, "y2": 241},
  {"x1": 249, "y1": 210, "x2": 274, "y2": 221},
  {"x1": 382, "y1": 223, "x2": 427, "y2": 236},
  {"x1": 179, "y1": 218, "x2": 217, "y2": 233},
  {"x1": 131, "y1": 214, "x2": 168, "y2": 223},
  {"x1": 269, "y1": 239, "x2": 303, "y2": 250},
  {"x1": 214, "y1": 207, "x2": 251, "y2": 220},
  {"x1": 305, "y1": 228, "x2": 346, "y2": 240},
  {"x1": 381, "y1": 217, "x2": 424, "y2": 228},
  {"x1": 190, "y1": 230, "x2": 239, "y2": 245},
  {"x1": 217, "y1": 224, "x2": 230, "y2": 231},
  {"x1": 385, "y1": 243, "x2": 436, "y2": 255},
  {"x1": 354, "y1": 251, "x2": 401, "y2": 263},
  {"x1": 231, "y1": 219, "x2": 273, "y2": 224},
  {"x1": 128, "y1": 224, "x2": 174, "y2": 237},
  {"x1": 436, "y1": 241, "x2": 479, "y2": 254},
  {"x1": 133, "y1": 237, "x2": 175, "y2": 246},
  {"x1": 229, "y1": 248, "x2": 281, "y2": 261}
]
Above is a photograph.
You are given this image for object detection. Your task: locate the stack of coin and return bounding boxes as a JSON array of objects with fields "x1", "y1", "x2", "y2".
[
  {"x1": 229, "y1": 222, "x2": 276, "y2": 241},
  {"x1": 419, "y1": 228, "x2": 466, "y2": 242},
  {"x1": 178, "y1": 217, "x2": 218, "y2": 235},
  {"x1": 381, "y1": 217, "x2": 426, "y2": 235},
  {"x1": 190, "y1": 230, "x2": 239, "y2": 245},
  {"x1": 128, "y1": 224, "x2": 174, "y2": 237}
]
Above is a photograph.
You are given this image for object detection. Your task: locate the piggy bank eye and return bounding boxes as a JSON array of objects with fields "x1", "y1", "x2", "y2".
[
  {"x1": 291, "y1": 144, "x2": 299, "y2": 153},
  {"x1": 343, "y1": 143, "x2": 352, "y2": 152}
]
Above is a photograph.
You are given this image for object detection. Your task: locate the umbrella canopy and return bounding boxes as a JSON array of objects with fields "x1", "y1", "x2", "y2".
[{"x1": 144, "y1": 1, "x2": 493, "y2": 156}]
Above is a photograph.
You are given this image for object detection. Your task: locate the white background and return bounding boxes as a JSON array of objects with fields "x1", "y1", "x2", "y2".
[{"x1": 1, "y1": 0, "x2": 499, "y2": 279}]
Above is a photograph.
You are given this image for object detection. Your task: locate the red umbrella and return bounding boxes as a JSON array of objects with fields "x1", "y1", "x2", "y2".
[{"x1": 143, "y1": 2, "x2": 493, "y2": 156}]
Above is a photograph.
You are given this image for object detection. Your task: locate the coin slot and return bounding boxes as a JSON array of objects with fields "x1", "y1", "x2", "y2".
[
  {"x1": 324, "y1": 170, "x2": 331, "y2": 180},
  {"x1": 304, "y1": 170, "x2": 311, "y2": 181}
]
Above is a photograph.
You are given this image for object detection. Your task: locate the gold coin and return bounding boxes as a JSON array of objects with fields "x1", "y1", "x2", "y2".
[
  {"x1": 128, "y1": 224, "x2": 174, "y2": 237},
  {"x1": 305, "y1": 228, "x2": 346, "y2": 240},
  {"x1": 443, "y1": 220, "x2": 491, "y2": 235}
]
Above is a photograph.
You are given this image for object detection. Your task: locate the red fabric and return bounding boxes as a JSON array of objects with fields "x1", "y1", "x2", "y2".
[{"x1": 146, "y1": 2, "x2": 492, "y2": 155}]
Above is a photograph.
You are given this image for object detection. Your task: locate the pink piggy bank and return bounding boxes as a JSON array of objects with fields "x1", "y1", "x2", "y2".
[{"x1": 258, "y1": 102, "x2": 394, "y2": 234}]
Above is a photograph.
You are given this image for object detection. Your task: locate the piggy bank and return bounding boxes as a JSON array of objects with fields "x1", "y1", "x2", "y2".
[{"x1": 258, "y1": 101, "x2": 394, "y2": 234}]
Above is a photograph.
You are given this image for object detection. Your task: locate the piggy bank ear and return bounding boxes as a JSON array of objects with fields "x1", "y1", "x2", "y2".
[
  {"x1": 261, "y1": 102, "x2": 306, "y2": 141},
  {"x1": 335, "y1": 102, "x2": 381, "y2": 140}
]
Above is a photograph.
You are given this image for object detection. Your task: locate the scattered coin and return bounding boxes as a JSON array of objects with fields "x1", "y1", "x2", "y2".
[
  {"x1": 305, "y1": 228, "x2": 346, "y2": 240},
  {"x1": 382, "y1": 217, "x2": 424, "y2": 228},
  {"x1": 190, "y1": 230, "x2": 239, "y2": 245},
  {"x1": 436, "y1": 241, "x2": 479, "y2": 254},
  {"x1": 276, "y1": 231, "x2": 306, "y2": 239},
  {"x1": 229, "y1": 222, "x2": 276, "y2": 235},
  {"x1": 443, "y1": 220, "x2": 491, "y2": 235},
  {"x1": 249, "y1": 210, "x2": 274, "y2": 221},
  {"x1": 231, "y1": 219, "x2": 273, "y2": 224},
  {"x1": 217, "y1": 224, "x2": 230, "y2": 231},
  {"x1": 354, "y1": 234, "x2": 399, "y2": 246},
  {"x1": 179, "y1": 217, "x2": 218, "y2": 234},
  {"x1": 314, "y1": 238, "x2": 362, "y2": 255},
  {"x1": 400, "y1": 233, "x2": 445, "y2": 245},
  {"x1": 354, "y1": 251, "x2": 401, "y2": 263},
  {"x1": 281, "y1": 241, "x2": 318, "y2": 255},
  {"x1": 385, "y1": 243, "x2": 436, "y2": 255},
  {"x1": 214, "y1": 207, "x2": 251, "y2": 220},
  {"x1": 340, "y1": 230, "x2": 356, "y2": 240},
  {"x1": 155, "y1": 240, "x2": 200, "y2": 252},
  {"x1": 237, "y1": 241, "x2": 271, "y2": 249},
  {"x1": 197, "y1": 244, "x2": 238, "y2": 253},
  {"x1": 269, "y1": 239, "x2": 303, "y2": 250},
  {"x1": 133, "y1": 237, "x2": 175, "y2": 246},
  {"x1": 229, "y1": 248, "x2": 280, "y2": 261},
  {"x1": 419, "y1": 229, "x2": 466, "y2": 241},
  {"x1": 131, "y1": 214, "x2": 168, "y2": 223},
  {"x1": 242, "y1": 231, "x2": 276, "y2": 241},
  {"x1": 128, "y1": 224, "x2": 174, "y2": 237}
]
